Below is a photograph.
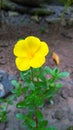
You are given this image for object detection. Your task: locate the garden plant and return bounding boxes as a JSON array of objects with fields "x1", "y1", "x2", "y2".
[{"x1": 0, "y1": 36, "x2": 69, "y2": 130}]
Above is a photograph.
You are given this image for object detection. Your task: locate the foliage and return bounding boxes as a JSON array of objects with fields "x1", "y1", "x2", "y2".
[
  {"x1": 11, "y1": 66, "x2": 69, "y2": 130},
  {"x1": 0, "y1": 95, "x2": 16, "y2": 123},
  {"x1": 58, "y1": 0, "x2": 73, "y2": 24},
  {"x1": 0, "y1": 102, "x2": 7, "y2": 123},
  {"x1": 59, "y1": 0, "x2": 73, "y2": 4}
]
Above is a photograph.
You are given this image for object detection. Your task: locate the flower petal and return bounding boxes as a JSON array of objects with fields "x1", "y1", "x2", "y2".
[
  {"x1": 13, "y1": 40, "x2": 28, "y2": 57},
  {"x1": 15, "y1": 57, "x2": 30, "y2": 71},
  {"x1": 24, "y1": 36, "x2": 41, "y2": 54},
  {"x1": 35, "y1": 42, "x2": 49, "y2": 57},
  {"x1": 30, "y1": 56, "x2": 45, "y2": 68}
]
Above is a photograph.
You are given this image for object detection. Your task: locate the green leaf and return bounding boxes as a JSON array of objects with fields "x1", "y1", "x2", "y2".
[
  {"x1": 55, "y1": 83, "x2": 62, "y2": 89},
  {"x1": 52, "y1": 68, "x2": 60, "y2": 78},
  {"x1": 39, "y1": 74, "x2": 46, "y2": 82},
  {"x1": 38, "y1": 120, "x2": 48, "y2": 128},
  {"x1": 29, "y1": 82, "x2": 35, "y2": 91},
  {"x1": 44, "y1": 66, "x2": 53, "y2": 75},
  {"x1": 37, "y1": 128, "x2": 47, "y2": 130},
  {"x1": 11, "y1": 80, "x2": 19, "y2": 87},
  {"x1": 0, "y1": 111, "x2": 7, "y2": 123},
  {"x1": 35, "y1": 109, "x2": 43, "y2": 121},
  {"x1": 1, "y1": 105, "x2": 7, "y2": 111},
  {"x1": 35, "y1": 97, "x2": 44, "y2": 107},
  {"x1": 53, "y1": 68, "x2": 59, "y2": 74},
  {"x1": 22, "y1": 86, "x2": 28, "y2": 92},
  {"x1": 58, "y1": 72, "x2": 69, "y2": 78},
  {"x1": 23, "y1": 81, "x2": 29, "y2": 87},
  {"x1": 43, "y1": 89, "x2": 55, "y2": 99},
  {"x1": 20, "y1": 70, "x2": 30, "y2": 80},
  {"x1": 12, "y1": 84, "x2": 23, "y2": 97},
  {"x1": 16, "y1": 113, "x2": 25, "y2": 120},
  {"x1": 35, "y1": 81, "x2": 45, "y2": 89},
  {"x1": 7, "y1": 95, "x2": 16, "y2": 105},
  {"x1": 8, "y1": 95, "x2": 16, "y2": 100},
  {"x1": 41, "y1": 120, "x2": 48, "y2": 127},
  {"x1": 27, "y1": 118, "x2": 36, "y2": 128},
  {"x1": 0, "y1": 99, "x2": 7, "y2": 103},
  {"x1": 16, "y1": 101, "x2": 26, "y2": 108},
  {"x1": 47, "y1": 126, "x2": 57, "y2": 130}
]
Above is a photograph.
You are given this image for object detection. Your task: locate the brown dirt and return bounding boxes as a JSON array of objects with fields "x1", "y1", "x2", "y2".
[{"x1": 0, "y1": 22, "x2": 73, "y2": 130}]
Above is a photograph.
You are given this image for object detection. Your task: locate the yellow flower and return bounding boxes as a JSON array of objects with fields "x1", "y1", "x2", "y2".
[{"x1": 13, "y1": 36, "x2": 49, "y2": 71}]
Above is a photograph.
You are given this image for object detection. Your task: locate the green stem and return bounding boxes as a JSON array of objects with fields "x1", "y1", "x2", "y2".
[
  {"x1": 30, "y1": 68, "x2": 39, "y2": 128},
  {"x1": 60, "y1": 0, "x2": 71, "y2": 24},
  {"x1": 30, "y1": 67, "x2": 34, "y2": 82}
]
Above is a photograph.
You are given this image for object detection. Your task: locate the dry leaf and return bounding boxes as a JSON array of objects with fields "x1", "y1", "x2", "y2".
[{"x1": 52, "y1": 52, "x2": 60, "y2": 65}]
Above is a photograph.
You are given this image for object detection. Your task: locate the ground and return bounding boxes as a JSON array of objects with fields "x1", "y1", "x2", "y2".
[{"x1": 0, "y1": 21, "x2": 73, "y2": 130}]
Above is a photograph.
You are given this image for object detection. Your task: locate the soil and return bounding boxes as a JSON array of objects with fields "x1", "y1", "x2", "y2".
[{"x1": 0, "y1": 21, "x2": 73, "y2": 130}]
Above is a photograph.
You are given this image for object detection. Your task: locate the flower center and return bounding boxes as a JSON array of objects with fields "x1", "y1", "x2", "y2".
[{"x1": 28, "y1": 52, "x2": 34, "y2": 59}]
